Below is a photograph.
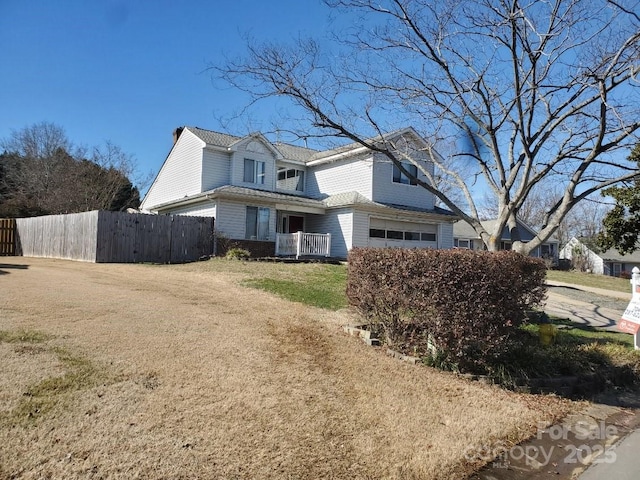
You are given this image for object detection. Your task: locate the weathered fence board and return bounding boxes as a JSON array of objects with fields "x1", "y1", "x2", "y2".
[
  {"x1": 15, "y1": 210, "x2": 214, "y2": 263},
  {"x1": 0, "y1": 218, "x2": 16, "y2": 255}
]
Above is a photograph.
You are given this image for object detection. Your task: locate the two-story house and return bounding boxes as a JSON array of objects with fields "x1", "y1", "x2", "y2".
[{"x1": 140, "y1": 126, "x2": 458, "y2": 258}]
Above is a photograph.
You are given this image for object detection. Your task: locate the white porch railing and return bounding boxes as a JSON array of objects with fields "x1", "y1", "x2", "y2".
[{"x1": 275, "y1": 232, "x2": 331, "y2": 258}]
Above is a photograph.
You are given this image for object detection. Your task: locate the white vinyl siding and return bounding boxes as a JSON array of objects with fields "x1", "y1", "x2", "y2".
[
  {"x1": 141, "y1": 129, "x2": 205, "y2": 210},
  {"x1": 438, "y1": 222, "x2": 454, "y2": 249},
  {"x1": 306, "y1": 156, "x2": 373, "y2": 199},
  {"x1": 351, "y1": 210, "x2": 370, "y2": 249},
  {"x1": 201, "y1": 149, "x2": 230, "y2": 191},
  {"x1": 163, "y1": 201, "x2": 217, "y2": 218},
  {"x1": 371, "y1": 153, "x2": 435, "y2": 210}
]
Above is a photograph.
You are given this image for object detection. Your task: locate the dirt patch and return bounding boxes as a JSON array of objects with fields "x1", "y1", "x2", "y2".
[{"x1": 0, "y1": 257, "x2": 574, "y2": 479}]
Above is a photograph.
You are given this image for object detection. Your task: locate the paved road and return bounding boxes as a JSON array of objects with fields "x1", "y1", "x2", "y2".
[{"x1": 544, "y1": 280, "x2": 631, "y2": 331}]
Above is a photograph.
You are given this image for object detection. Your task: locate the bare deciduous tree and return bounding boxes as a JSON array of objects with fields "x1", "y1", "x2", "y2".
[
  {"x1": 0, "y1": 123, "x2": 143, "y2": 216},
  {"x1": 219, "y1": 0, "x2": 640, "y2": 254}
]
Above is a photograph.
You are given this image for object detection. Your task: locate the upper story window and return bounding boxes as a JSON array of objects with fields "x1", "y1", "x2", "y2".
[
  {"x1": 277, "y1": 168, "x2": 304, "y2": 192},
  {"x1": 392, "y1": 161, "x2": 418, "y2": 185},
  {"x1": 244, "y1": 158, "x2": 265, "y2": 184}
]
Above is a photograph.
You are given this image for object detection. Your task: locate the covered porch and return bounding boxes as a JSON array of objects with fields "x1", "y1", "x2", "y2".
[
  {"x1": 275, "y1": 209, "x2": 331, "y2": 258},
  {"x1": 275, "y1": 231, "x2": 331, "y2": 258}
]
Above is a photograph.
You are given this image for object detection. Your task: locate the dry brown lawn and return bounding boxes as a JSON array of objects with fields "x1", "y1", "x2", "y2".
[{"x1": 0, "y1": 257, "x2": 574, "y2": 479}]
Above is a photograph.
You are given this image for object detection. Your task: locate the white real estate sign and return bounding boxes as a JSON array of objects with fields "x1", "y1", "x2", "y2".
[
  {"x1": 619, "y1": 299, "x2": 640, "y2": 334},
  {"x1": 618, "y1": 267, "x2": 640, "y2": 350}
]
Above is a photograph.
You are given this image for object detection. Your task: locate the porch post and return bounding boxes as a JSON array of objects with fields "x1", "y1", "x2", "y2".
[
  {"x1": 326, "y1": 233, "x2": 331, "y2": 257},
  {"x1": 296, "y1": 231, "x2": 303, "y2": 259},
  {"x1": 275, "y1": 233, "x2": 280, "y2": 256}
]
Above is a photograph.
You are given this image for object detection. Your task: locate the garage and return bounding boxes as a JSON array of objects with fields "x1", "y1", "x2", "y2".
[{"x1": 368, "y1": 217, "x2": 438, "y2": 249}]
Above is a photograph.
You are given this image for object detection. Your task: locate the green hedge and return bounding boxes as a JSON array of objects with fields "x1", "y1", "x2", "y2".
[{"x1": 347, "y1": 248, "x2": 547, "y2": 373}]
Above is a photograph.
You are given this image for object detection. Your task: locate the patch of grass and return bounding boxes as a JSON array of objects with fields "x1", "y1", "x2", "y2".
[
  {"x1": 491, "y1": 321, "x2": 640, "y2": 386},
  {"x1": 0, "y1": 329, "x2": 52, "y2": 344},
  {"x1": 243, "y1": 264, "x2": 348, "y2": 310},
  {"x1": 0, "y1": 330, "x2": 112, "y2": 425},
  {"x1": 547, "y1": 270, "x2": 630, "y2": 293}
]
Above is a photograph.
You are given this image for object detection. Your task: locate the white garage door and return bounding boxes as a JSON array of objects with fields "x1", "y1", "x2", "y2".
[{"x1": 368, "y1": 218, "x2": 438, "y2": 248}]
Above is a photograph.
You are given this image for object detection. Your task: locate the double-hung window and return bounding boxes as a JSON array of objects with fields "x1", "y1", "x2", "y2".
[
  {"x1": 392, "y1": 161, "x2": 418, "y2": 185},
  {"x1": 246, "y1": 206, "x2": 270, "y2": 240},
  {"x1": 244, "y1": 159, "x2": 265, "y2": 184}
]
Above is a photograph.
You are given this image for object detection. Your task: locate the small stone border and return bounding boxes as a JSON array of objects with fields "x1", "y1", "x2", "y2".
[
  {"x1": 342, "y1": 324, "x2": 380, "y2": 346},
  {"x1": 342, "y1": 324, "x2": 607, "y2": 398}
]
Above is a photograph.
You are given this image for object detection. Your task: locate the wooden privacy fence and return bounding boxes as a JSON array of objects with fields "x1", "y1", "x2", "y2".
[
  {"x1": 14, "y1": 210, "x2": 214, "y2": 263},
  {"x1": 0, "y1": 218, "x2": 16, "y2": 255}
]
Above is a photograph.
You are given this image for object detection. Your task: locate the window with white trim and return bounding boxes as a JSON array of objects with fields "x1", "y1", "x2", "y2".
[
  {"x1": 244, "y1": 159, "x2": 266, "y2": 184},
  {"x1": 277, "y1": 168, "x2": 304, "y2": 191},
  {"x1": 392, "y1": 161, "x2": 418, "y2": 185},
  {"x1": 246, "y1": 206, "x2": 270, "y2": 240}
]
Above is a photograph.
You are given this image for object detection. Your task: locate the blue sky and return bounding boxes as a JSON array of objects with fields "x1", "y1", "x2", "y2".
[{"x1": 0, "y1": 0, "x2": 335, "y2": 193}]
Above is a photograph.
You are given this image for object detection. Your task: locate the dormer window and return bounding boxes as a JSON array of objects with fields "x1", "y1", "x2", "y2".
[
  {"x1": 392, "y1": 161, "x2": 418, "y2": 185},
  {"x1": 277, "y1": 168, "x2": 305, "y2": 192},
  {"x1": 244, "y1": 158, "x2": 265, "y2": 184}
]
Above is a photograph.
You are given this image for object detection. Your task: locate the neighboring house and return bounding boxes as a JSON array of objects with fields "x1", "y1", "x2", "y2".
[
  {"x1": 560, "y1": 237, "x2": 640, "y2": 277},
  {"x1": 559, "y1": 237, "x2": 605, "y2": 274},
  {"x1": 600, "y1": 248, "x2": 640, "y2": 277},
  {"x1": 453, "y1": 218, "x2": 559, "y2": 262},
  {"x1": 140, "y1": 126, "x2": 458, "y2": 258},
  {"x1": 561, "y1": 237, "x2": 640, "y2": 276}
]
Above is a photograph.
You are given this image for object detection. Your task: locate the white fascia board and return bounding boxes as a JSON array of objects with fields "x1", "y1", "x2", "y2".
[
  {"x1": 154, "y1": 195, "x2": 214, "y2": 212},
  {"x1": 276, "y1": 159, "x2": 307, "y2": 168},
  {"x1": 203, "y1": 144, "x2": 231, "y2": 153},
  {"x1": 306, "y1": 145, "x2": 370, "y2": 166},
  {"x1": 275, "y1": 203, "x2": 325, "y2": 214}
]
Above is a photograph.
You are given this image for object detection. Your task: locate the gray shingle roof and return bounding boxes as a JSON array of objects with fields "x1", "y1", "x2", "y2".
[
  {"x1": 184, "y1": 127, "x2": 318, "y2": 163},
  {"x1": 600, "y1": 247, "x2": 640, "y2": 263},
  {"x1": 323, "y1": 191, "x2": 456, "y2": 218},
  {"x1": 186, "y1": 127, "x2": 240, "y2": 147},
  {"x1": 208, "y1": 185, "x2": 325, "y2": 207},
  {"x1": 453, "y1": 218, "x2": 559, "y2": 243},
  {"x1": 274, "y1": 142, "x2": 318, "y2": 162}
]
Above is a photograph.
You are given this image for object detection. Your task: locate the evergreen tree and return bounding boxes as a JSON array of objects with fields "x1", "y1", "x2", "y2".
[{"x1": 598, "y1": 144, "x2": 640, "y2": 254}]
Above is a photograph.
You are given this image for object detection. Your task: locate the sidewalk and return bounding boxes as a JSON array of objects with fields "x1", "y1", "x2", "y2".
[
  {"x1": 579, "y1": 428, "x2": 640, "y2": 479},
  {"x1": 546, "y1": 280, "x2": 631, "y2": 301}
]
